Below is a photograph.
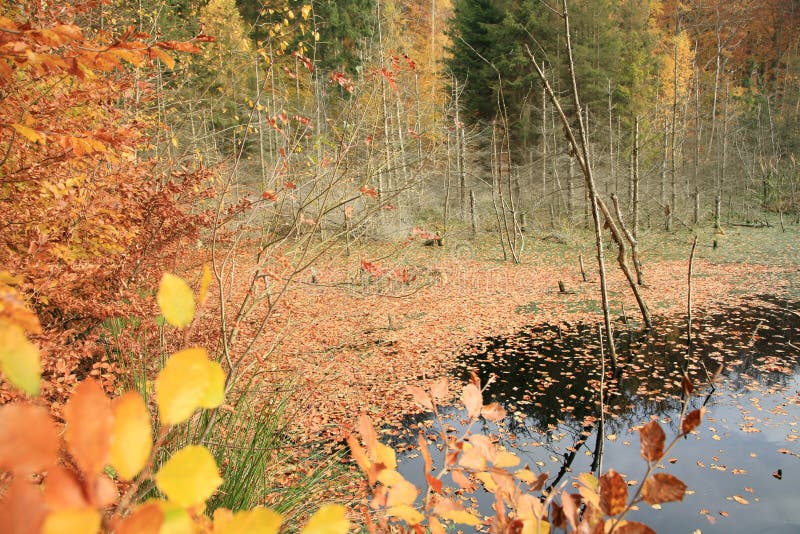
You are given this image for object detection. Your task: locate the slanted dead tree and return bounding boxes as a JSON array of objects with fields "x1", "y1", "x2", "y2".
[
  {"x1": 598, "y1": 195, "x2": 652, "y2": 329},
  {"x1": 524, "y1": 0, "x2": 618, "y2": 368}
]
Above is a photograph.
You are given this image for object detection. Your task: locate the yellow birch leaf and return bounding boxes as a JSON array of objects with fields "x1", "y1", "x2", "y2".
[
  {"x1": 110, "y1": 391, "x2": 152, "y2": 480},
  {"x1": 157, "y1": 273, "x2": 195, "y2": 328},
  {"x1": 386, "y1": 505, "x2": 424, "y2": 525},
  {"x1": 216, "y1": 507, "x2": 283, "y2": 534},
  {"x1": 200, "y1": 360, "x2": 225, "y2": 409},
  {"x1": 493, "y1": 451, "x2": 520, "y2": 468},
  {"x1": 0, "y1": 321, "x2": 41, "y2": 395},
  {"x1": 386, "y1": 479, "x2": 418, "y2": 507},
  {"x1": 522, "y1": 519, "x2": 550, "y2": 534},
  {"x1": 157, "y1": 502, "x2": 193, "y2": 534},
  {"x1": 10, "y1": 123, "x2": 46, "y2": 144},
  {"x1": 42, "y1": 508, "x2": 101, "y2": 534},
  {"x1": 441, "y1": 510, "x2": 482, "y2": 527},
  {"x1": 155, "y1": 446, "x2": 222, "y2": 507},
  {"x1": 156, "y1": 348, "x2": 212, "y2": 425},
  {"x1": 301, "y1": 504, "x2": 349, "y2": 534},
  {"x1": 375, "y1": 442, "x2": 397, "y2": 470},
  {"x1": 376, "y1": 468, "x2": 405, "y2": 487},
  {"x1": 198, "y1": 264, "x2": 212, "y2": 305},
  {"x1": 474, "y1": 472, "x2": 498, "y2": 493}
]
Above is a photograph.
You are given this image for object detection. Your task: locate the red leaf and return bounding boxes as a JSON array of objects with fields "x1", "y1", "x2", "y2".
[{"x1": 360, "y1": 186, "x2": 378, "y2": 198}]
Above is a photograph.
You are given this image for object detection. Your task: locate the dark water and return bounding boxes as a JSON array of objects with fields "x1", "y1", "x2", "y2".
[{"x1": 391, "y1": 296, "x2": 800, "y2": 533}]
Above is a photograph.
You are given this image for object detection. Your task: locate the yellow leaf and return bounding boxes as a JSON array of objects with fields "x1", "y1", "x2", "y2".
[
  {"x1": 375, "y1": 442, "x2": 397, "y2": 470},
  {"x1": 42, "y1": 508, "x2": 101, "y2": 534},
  {"x1": 386, "y1": 505, "x2": 423, "y2": 525},
  {"x1": 157, "y1": 501, "x2": 193, "y2": 534},
  {"x1": 440, "y1": 510, "x2": 482, "y2": 527},
  {"x1": 156, "y1": 348, "x2": 223, "y2": 425},
  {"x1": 216, "y1": 507, "x2": 284, "y2": 534},
  {"x1": 522, "y1": 519, "x2": 550, "y2": 534},
  {"x1": 493, "y1": 451, "x2": 520, "y2": 468},
  {"x1": 200, "y1": 360, "x2": 225, "y2": 408},
  {"x1": 376, "y1": 468, "x2": 405, "y2": 487},
  {"x1": 386, "y1": 479, "x2": 418, "y2": 507},
  {"x1": 10, "y1": 123, "x2": 46, "y2": 144},
  {"x1": 110, "y1": 391, "x2": 152, "y2": 480},
  {"x1": 301, "y1": 504, "x2": 349, "y2": 534},
  {"x1": 155, "y1": 446, "x2": 222, "y2": 507},
  {"x1": 0, "y1": 320, "x2": 41, "y2": 395},
  {"x1": 301, "y1": 5, "x2": 312, "y2": 20},
  {"x1": 157, "y1": 273, "x2": 195, "y2": 328},
  {"x1": 198, "y1": 264, "x2": 212, "y2": 305},
  {"x1": 474, "y1": 472, "x2": 498, "y2": 493}
]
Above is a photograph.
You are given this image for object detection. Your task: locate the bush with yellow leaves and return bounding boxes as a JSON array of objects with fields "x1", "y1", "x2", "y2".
[{"x1": 0, "y1": 271, "x2": 349, "y2": 534}]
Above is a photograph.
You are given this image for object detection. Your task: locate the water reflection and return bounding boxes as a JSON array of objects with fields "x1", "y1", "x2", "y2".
[{"x1": 393, "y1": 296, "x2": 800, "y2": 533}]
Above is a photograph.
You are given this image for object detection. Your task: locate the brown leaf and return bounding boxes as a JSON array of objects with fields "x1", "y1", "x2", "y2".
[
  {"x1": 461, "y1": 383, "x2": 482, "y2": 419},
  {"x1": 0, "y1": 403, "x2": 58, "y2": 475},
  {"x1": 64, "y1": 379, "x2": 113, "y2": 477},
  {"x1": 114, "y1": 502, "x2": 164, "y2": 534},
  {"x1": 641, "y1": 473, "x2": 687, "y2": 504},
  {"x1": 406, "y1": 385, "x2": 433, "y2": 411},
  {"x1": 480, "y1": 402, "x2": 506, "y2": 422},
  {"x1": 599, "y1": 469, "x2": 628, "y2": 516},
  {"x1": 639, "y1": 421, "x2": 666, "y2": 462},
  {"x1": 615, "y1": 521, "x2": 656, "y2": 534},
  {"x1": 0, "y1": 477, "x2": 48, "y2": 534},
  {"x1": 681, "y1": 408, "x2": 704, "y2": 436}
]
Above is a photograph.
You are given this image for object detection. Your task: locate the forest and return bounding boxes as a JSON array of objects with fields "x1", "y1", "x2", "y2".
[{"x1": 0, "y1": 0, "x2": 798, "y2": 532}]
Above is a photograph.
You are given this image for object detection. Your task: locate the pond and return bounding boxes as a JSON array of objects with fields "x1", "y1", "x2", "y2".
[{"x1": 389, "y1": 295, "x2": 800, "y2": 533}]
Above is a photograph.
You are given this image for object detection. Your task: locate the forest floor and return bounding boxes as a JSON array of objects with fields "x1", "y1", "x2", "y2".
[{"x1": 232, "y1": 222, "x2": 799, "y2": 445}]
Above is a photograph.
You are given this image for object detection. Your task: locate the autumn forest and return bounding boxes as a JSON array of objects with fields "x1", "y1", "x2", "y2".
[{"x1": 1, "y1": 0, "x2": 799, "y2": 533}]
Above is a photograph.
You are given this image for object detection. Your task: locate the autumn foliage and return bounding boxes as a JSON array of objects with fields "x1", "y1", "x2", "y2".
[{"x1": 0, "y1": 0, "x2": 211, "y2": 334}]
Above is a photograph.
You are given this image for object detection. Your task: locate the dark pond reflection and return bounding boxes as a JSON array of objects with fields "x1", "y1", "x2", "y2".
[{"x1": 390, "y1": 296, "x2": 800, "y2": 533}]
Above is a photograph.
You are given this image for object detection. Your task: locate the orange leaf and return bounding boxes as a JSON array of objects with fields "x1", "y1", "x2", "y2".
[
  {"x1": 10, "y1": 123, "x2": 46, "y2": 144},
  {"x1": 44, "y1": 467, "x2": 87, "y2": 510},
  {"x1": 0, "y1": 477, "x2": 48, "y2": 534},
  {"x1": 461, "y1": 383, "x2": 482, "y2": 419},
  {"x1": 451, "y1": 468, "x2": 475, "y2": 491},
  {"x1": 639, "y1": 421, "x2": 665, "y2": 462},
  {"x1": 64, "y1": 379, "x2": 113, "y2": 477},
  {"x1": 641, "y1": 474, "x2": 686, "y2": 505},
  {"x1": 0, "y1": 403, "x2": 58, "y2": 475},
  {"x1": 418, "y1": 432, "x2": 433, "y2": 474},
  {"x1": 114, "y1": 502, "x2": 163, "y2": 534},
  {"x1": 599, "y1": 469, "x2": 628, "y2": 516}
]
